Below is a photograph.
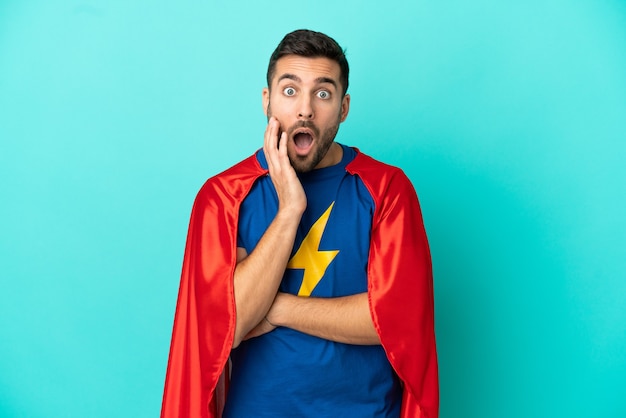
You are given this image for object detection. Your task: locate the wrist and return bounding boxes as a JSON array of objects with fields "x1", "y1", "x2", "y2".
[
  {"x1": 263, "y1": 316, "x2": 277, "y2": 327},
  {"x1": 266, "y1": 292, "x2": 294, "y2": 327},
  {"x1": 274, "y1": 206, "x2": 304, "y2": 226}
]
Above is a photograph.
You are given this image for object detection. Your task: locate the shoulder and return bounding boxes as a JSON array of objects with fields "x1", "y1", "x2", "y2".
[
  {"x1": 195, "y1": 152, "x2": 268, "y2": 208},
  {"x1": 346, "y1": 149, "x2": 415, "y2": 202}
]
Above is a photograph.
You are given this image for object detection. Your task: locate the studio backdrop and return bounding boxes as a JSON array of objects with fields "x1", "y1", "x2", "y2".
[{"x1": 1, "y1": 1, "x2": 624, "y2": 417}]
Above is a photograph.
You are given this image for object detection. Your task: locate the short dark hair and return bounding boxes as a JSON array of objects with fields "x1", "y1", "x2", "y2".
[{"x1": 267, "y1": 29, "x2": 349, "y2": 96}]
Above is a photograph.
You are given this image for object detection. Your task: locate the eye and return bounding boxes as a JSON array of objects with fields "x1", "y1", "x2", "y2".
[
  {"x1": 283, "y1": 87, "x2": 296, "y2": 96},
  {"x1": 317, "y1": 90, "x2": 330, "y2": 99}
]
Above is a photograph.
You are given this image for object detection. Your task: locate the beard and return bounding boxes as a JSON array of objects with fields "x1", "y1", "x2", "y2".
[
  {"x1": 267, "y1": 102, "x2": 341, "y2": 173},
  {"x1": 287, "y1": 120, "x2": 340, "y2": 173}
]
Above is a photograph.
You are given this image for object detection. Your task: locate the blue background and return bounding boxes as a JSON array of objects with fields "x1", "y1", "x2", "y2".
[{"x1": 1, "y1": 1, "x2": 625, "y2": 417}]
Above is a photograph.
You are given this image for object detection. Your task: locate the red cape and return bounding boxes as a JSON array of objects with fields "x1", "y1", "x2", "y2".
[{"x1": 161, "y1": 150, "x2": 438, "y2": 417}]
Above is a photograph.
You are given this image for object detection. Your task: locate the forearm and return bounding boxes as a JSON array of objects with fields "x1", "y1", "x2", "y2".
[
  {"x1": 233, "y1": 210, "x2": 300, "y2": 348},
  {"x1": 268, "y1": 292, "x2": 381, "y2": 345}
]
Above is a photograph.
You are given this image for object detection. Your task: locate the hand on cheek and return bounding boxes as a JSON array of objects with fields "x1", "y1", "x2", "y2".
[{"x1": 263, "y1": 117, "x2": 307, "y2": 216}]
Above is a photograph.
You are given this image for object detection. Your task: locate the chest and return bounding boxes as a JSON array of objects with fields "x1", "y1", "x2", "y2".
[{"x1": 238, "y1": 173, "x2": 375, "y2": 297}]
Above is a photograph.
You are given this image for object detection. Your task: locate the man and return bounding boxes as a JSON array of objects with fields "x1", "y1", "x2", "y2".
[{"x1": 161, "y1": 29, "x2": 438, "y2": 418}]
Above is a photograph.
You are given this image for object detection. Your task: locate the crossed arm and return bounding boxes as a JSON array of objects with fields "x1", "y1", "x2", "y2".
[{"x1": 231, "y1": 118, "x2": 379, "y2": 348}]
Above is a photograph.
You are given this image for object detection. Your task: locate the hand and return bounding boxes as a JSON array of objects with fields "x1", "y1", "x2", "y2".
[
  {"x1": 241, "y1": 292, "x2": 289, "y2": 341},
  {"x1": 263, "y1": 117, "x2": 307, "y2": 216},
  {"x1": 242, "y1": 316, "x2": 277, "y2": 341}
]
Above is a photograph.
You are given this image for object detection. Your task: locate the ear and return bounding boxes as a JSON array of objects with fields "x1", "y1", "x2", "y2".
[
  {"x1": 339, "y1": 94, "x2": 350, "y2": 122},
  {"x1": 262, "y1": 87, "x2": 270, "y2": 116}
]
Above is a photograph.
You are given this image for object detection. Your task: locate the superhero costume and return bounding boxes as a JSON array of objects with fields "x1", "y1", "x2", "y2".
[
  {"x1": 225, "y1": 145, "x2": 402, "y2": 417},
  {"x1": 161, "y1": 148, "x2": 438, "y2": 417}
]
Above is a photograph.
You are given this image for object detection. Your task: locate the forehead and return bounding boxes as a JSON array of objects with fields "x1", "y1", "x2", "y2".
[{"x1": 272, "y1": 55, "x2": 341, "y2": 86}]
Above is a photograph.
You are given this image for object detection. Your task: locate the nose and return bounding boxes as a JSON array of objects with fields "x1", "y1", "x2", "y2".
[{"x1": 297, "y1": 96, "x2": 314, "y2": 120}]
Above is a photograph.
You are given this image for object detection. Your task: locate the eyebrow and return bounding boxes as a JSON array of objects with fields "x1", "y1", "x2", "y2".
[{"x1": 277, "y1": 73, "x2": 338, "y2": 89}]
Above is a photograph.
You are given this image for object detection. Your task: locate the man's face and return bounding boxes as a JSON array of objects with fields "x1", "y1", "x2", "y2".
[{"x1": 263, "y1": 55, "x2": 350, "y2": 173}]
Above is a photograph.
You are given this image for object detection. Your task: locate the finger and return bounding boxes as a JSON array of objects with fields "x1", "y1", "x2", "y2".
[
  {"x1": 264, "y1": 117, "x2": 277, "y2": 149},
  {"x1": 269, "y1": 131, "x2": 288, "y2": 179},
  {"x1": 277, "y1": 131, "x2": 288, "y2": 160},
  {"x1": 263, "y1": 118, "x2": 280, "y2": 170},
  {"x1": 262, "y1": 118, "x2": 273, "y2": 158}
]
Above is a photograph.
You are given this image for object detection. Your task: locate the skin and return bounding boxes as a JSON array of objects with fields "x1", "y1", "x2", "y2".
[
  {"x1": 231, "y1": 55, "x2": 379, "y2": 348},
  {"x1": 262, "y1": 55, "x2": 349, "y2": 173}
]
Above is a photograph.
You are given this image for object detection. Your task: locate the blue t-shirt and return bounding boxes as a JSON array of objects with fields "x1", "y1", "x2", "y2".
[{"x1": 224, "y1": 145, "x2": 402, "y2": 418}]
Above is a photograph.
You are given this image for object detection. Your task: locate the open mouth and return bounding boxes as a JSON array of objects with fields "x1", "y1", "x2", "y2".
[
  {"x1": 294, "y1": 132, "x2": 313, "y2": 149},
  {"x1": 292, "y1": 128, "x2": 315, "y2": 154}
]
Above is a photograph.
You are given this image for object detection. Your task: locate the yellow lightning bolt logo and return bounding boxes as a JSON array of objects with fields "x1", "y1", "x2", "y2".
[{"x1": 287, "y1": 202, "x2": 339, "y2": 297}]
